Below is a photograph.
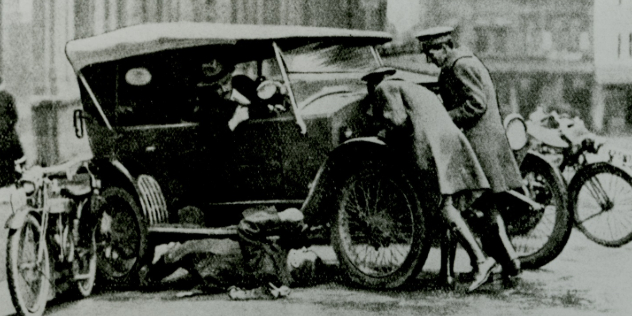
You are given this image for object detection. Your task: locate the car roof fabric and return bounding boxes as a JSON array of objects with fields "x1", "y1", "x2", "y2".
[{"x1": 65, "y1": 22, "x2": 392, "y2": 72}]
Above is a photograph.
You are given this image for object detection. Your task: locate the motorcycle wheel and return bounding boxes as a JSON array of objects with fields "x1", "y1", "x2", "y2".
[
  {"x1": 95, "y1": 187, "x2": 148, "y2": 288},
  {"x1": 569, "y1": 162, "x2": 632, "y2": 247},
  {"x1": 6, "y1": 214, "x2": 51, "y2": 316},
  {"x1": 74, "y1": 224, "x2": 97, "y2": 297},
  {"x1": 331, "y1": 167, "x2": 431, "y2": 289},
  {"x1": 506, "y1": 154, "x2": 571, "y2": 269}
]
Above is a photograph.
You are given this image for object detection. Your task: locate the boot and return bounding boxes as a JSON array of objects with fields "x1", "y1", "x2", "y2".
[
  {"x1": 485, "y1": 212, "x2": 521, "y2": 278},
  {"x1": 441, "y1": 197, "x2": 496, "y2": 292},
  {"x1": 439, "y1": 228, "x2": 457, "y2": 289}
]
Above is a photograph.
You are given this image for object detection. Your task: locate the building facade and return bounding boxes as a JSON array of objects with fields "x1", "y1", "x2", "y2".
[{"x1": 384, "y1": 0, "x2": 631, "y2": 133}]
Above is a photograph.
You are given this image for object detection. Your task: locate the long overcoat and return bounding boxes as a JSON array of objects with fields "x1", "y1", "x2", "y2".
[
  {"x1": 0, "y1": 90, "x2": 22, "y2": 187},
  {"x1": 437, "y1": 48, "x2": 522, "y2": 192},
  {"x1": 374, "y1": 79, "x2": 490, "y2": 195}
]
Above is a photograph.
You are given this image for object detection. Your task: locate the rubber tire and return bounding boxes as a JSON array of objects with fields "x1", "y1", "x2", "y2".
[
  {"x1": 513, "y1": 155, "x2": 572, "y2": 269},
  {"x1": 6, "y1": 214, "x2": 51, "y2": 316},
  {"x1": 96, "y1": 187, "x2": 148, "y2": 288},
  {"x1": 75, "y1": 225, "x2": 98, "y2": 297},
  {"x1": 569, "y1": 163, "x2": 632, "y2": 247},
  {"x1": 331, "y1": 167, "x2": 431, "y2": 289}
]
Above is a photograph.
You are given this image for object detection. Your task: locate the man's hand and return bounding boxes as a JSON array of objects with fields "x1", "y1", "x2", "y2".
[{"x1": 228, "y1": 105, "x2": 249, "y2": 131}]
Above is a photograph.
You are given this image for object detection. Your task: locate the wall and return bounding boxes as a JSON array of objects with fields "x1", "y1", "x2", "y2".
[{"x1": 594, "y1": 0, "x2": 632, "y2": 85}]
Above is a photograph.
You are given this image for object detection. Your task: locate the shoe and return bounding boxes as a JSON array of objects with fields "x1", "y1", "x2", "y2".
[
  {"x1": 138, "y1": 265, "x2": 153, "y2": 290},
  {"x1": 467, "y1": 258, "x2": 496, "y2": 293},
  {"x1": 503, "y1": 258, "x2": 521, "y2": 277},
  {"x1": 442, "y1": 276, "x2": 456, "y2": 290}
]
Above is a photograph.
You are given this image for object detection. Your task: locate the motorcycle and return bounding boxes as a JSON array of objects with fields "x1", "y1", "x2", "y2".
[
  {"x1": 527, "y1": 107, "x2": 632, "y2": 247},
  {"x1": 5, "y1": 156, "x2": 100, "y2": 316},
  {"x1": 330, "y1": 113, "x2": 572, "y2": 289}
]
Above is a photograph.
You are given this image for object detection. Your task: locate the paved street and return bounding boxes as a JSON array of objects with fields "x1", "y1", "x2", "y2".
[{"x1": 3, "y1": 218, "x2": 632, "y2": 315}]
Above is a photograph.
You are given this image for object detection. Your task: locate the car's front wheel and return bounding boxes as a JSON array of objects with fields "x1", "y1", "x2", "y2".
[
  {"x1": 95, "y1": 187, "x2": 148, "y2": 288},
  {"x1": 331, "y1": 167, "x2": 431, "y2": 289}
]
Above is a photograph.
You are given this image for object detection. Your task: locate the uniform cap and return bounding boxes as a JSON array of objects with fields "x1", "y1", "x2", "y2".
[{"x1": 415, "y1": 26, "x2": 454, "y2": 43}]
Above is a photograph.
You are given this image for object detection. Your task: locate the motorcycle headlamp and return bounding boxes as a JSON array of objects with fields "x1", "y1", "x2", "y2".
[{"x1": 504, "y1": 114, "x2": 528, "y2": 151}]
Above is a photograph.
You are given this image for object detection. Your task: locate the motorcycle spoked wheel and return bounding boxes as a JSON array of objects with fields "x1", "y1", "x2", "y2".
[
  {"x1": 74, "y1": 225, "x2": 98, "y2": 297},
  {"x1": 6, "y1": 214, "x2": 51, "y2": 316},
  {"x1": 331, "y1": 167, "x2": 431, "y2": 289},
  {"x1": 569, "y1": 162, "x2": 632, "y2": 247},
  {"x1": 503, "y1": 154, "x2": 572, "y2": 269}
]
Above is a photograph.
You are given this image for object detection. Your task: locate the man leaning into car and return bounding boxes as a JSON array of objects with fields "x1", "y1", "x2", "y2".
[
  {"x1": 362, "y1": 67, "x2": 496, "y2": 292},
  {"x1": 185, "y1": 57, "x2": 251, "y2": 203},
  {"x1": 193, "y1": 57, "x2": 250, "y2": 132}
]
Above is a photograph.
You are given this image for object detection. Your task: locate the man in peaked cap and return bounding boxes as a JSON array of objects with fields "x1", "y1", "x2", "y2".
[
  {"x1": 416, "y1": 26, "x2": 523, "y2": 281},
  {"x1": 361, "y1": 67, "x2": 497, "y2": 292}
]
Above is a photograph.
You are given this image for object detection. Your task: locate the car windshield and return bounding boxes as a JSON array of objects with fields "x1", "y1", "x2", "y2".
[{"x1": 282, "y1": 43, "x2": 379, "y2": 74}]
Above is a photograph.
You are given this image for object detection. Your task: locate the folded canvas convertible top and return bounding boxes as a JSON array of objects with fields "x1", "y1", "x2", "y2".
[{"x1": 65, "y1": 22, "x2": 392, "y2": 72}]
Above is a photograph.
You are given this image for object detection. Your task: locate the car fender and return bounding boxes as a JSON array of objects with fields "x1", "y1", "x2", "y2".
[
  {"x1": 5, "y1": 206, "x2": 39, "y2": 230},
  {"x1": 300, "y1": 137, "x2": 427, "y2": 226},
  {"x1": 94, "y1": 158, "x2": 168, "y2": 225}
]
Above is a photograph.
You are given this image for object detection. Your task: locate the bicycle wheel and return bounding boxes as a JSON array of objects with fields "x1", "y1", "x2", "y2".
[
  {"x1": 569, "y1": 162, "x2": 632, "y2": 247},
  {"x1": 6, "y1": 214, "x2": 51, "y2": 316},
  {"x1": 331, "y1": 167, "x2": 431, "y2": 289}
]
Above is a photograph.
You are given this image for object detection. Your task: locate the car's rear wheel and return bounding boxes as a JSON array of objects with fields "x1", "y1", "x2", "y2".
[{"x1": 331, "y1": 167, "x2": 430, "y2": 289}]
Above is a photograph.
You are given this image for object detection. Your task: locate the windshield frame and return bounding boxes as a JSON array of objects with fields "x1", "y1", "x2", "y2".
[{"x1": 281, "y1": 42, "x2": 382, "y2": 75}]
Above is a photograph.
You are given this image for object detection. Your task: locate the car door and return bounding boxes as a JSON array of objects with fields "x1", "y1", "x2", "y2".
[{"x1": 229, "y1": 116, "x2": 285, "y2": 201}]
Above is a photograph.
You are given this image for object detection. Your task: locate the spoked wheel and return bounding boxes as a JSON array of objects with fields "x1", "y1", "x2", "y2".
[
  {"x1": 6, "y1": 214, "x2": 51, "y2": 316},
  {"x1": 74, "y1": 225, "x2": 98, "y2": 297},
  {"x1": 505, "y1": 154, "x2": 571, "y2": 269},
  {"x1": 96, "y1": 187, "x2": 147, "y2": 287},
  {"x1": 569, "y1": 162, "x2": 632, "y2": 247},
  {"x1": 331, "y1": 168, "x2": 430, "y2": 289}
]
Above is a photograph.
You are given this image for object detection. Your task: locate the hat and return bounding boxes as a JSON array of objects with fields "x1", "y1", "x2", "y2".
[
  {"x1": 199, "y1": 58, "x2": 234, "y2": 85},
  {"x1": 361, "y1": 66, "x2": 397, "y2": 82},
  {"x1": 415, "y1": 26, "x2": 454, "y2": 44}
]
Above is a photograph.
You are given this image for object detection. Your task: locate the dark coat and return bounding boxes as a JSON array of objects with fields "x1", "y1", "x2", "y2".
[
  {"x1": 0, "y1": 89, "x2": 22, "y2": 187},
  {"x1": 158, "y1": 208, "x2": 296, "y2": 291},
  {"x1": 438, "y1": 48, "x2": 522, "y2": 192},
  {"x1": 374, "y1": 79, "x2": 490, "y2": 195}
]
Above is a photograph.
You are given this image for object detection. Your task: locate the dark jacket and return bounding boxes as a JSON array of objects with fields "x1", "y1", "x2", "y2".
[
  {"x1": 159, "y1": 208, "x2": 296, "y2": 290},
  {"x1": 0, "y1": 89, "x2": 22, "y2": 186},
  {"x1": 374, "y1": 79, "x2": 490, "y2": 195},
  {"x1": 438, "y1": 48, "x2": 522, "y2": 192}
]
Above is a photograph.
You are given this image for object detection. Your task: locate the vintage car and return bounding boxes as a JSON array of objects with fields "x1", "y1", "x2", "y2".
[
  {"x1": 65, "y1": 22, "x2": 569, "y2": 290},
  {"x1": 65, "y1": 22, "x2": 442, "y2": 288}
]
